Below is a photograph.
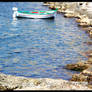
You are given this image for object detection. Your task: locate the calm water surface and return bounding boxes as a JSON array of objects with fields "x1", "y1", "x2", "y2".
[{"x1": 0, "y1": 2, "x2": 91, "y2": 80}]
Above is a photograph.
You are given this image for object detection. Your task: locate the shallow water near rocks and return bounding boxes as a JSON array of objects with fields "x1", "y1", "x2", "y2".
[{"x1": 0, "y1": 2, "x2": 91, "y2": 80}]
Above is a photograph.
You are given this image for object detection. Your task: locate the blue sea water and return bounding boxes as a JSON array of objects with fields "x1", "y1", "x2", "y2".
[{"x1": 0, "y1": 2, "x2": 91, "y2": 80}]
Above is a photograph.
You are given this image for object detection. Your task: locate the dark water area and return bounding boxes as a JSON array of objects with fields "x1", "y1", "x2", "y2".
[{"x1": 0, "y1": 2, "x2": 91, "y2": 80}]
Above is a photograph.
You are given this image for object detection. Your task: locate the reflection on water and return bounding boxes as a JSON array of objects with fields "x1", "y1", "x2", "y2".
[{"x1": 0, "y1": 2, "x2": 91, "y2": 80}]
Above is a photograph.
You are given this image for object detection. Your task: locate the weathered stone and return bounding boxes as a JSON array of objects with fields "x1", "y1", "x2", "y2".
[
  {"x1": 0, "y1": 85, "x2": 9, "y2": 91},
  {"x1": 82, "y1": 27, "x2": 92, "y2": 31},
  {"x1": 82, "y1": 66, "x2": 92, "y2": 76},
  {"x1": 33, "y1": 80, "x2": 42, "y2": 86},
  {"x1": 89, "y1": 30, "x2": 92, "y2": 36},
  {"x1": 0, "y1": 72, "x2": 91, "y2": 90},
  {"x1": 43, "y1": 2, "x2": 50, "y2": 6},
  {"x1": 76, "y1": 15, "x2": 90, "y2": 27},
  {"x1": 64, "y1": 13, "x2": 75, "y2": 18},
  {"x1": 87, "y1": 58, "x2": 92, "y2": 63},
  {"x1": 76, "y1": 19, "x2": 81, "y2": 23},
  {"x1": 78, "y1": 22, "x2": 90, "y2": 27},
  {"x1": 71, "y1": 74, "x2": 88, "y2": 82},
  {"x1": 66, "y1": 61, "x2": 89, "y2": 71},
  {"x1": 85, "y1": 72, "x2": 92, "y2": 88},
  {"x1": 87, "y1": 75, "x2": 92, "y2": 85},
  {"x1": 75, "y1": 14, "x2": 82, "y2": 19},
  {"x1": 0, "y1": 83, "x2": 18, "y2": 91},
  {"x1": 54, "y1": 3, "x2": 61, "y2": 9}
]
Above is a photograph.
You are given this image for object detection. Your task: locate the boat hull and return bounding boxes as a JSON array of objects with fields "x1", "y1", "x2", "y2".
[
  {"x1": 15, "y1": 12, "x2": 56, "y2": 19},
  {"x1": 12, "y1": 7, "x2": 57, "y2": 19}
]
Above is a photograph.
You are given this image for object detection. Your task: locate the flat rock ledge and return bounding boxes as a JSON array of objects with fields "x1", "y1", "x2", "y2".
[{"x1": 0, "y1": 73, "x2": 91, "y2": 90}]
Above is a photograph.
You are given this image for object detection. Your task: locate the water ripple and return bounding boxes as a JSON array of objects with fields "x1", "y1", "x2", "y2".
[{"x1": 0, "y1": 2, "x2": 91, "y2": 80}]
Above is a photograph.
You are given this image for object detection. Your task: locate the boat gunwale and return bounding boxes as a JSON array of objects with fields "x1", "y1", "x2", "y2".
[{"x1": 18, "y1": 10, "x2": 56, "y2": 15}]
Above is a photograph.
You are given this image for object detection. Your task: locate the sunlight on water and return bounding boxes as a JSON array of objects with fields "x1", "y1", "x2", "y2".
[{"x1": 0, "y1": 2, "x2": 91, "y2": 80}]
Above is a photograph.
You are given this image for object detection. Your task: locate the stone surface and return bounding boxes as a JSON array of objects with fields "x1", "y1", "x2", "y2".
[
  {"x1": 78, "y1": 23, "x2": 90, "y2": 27},
  {"x1": 0, "y1": 73, "x2": 91, "y2": 90},
  {"x1": 66, "y1": 61, "x2": 90, "y2": 71},
  {"x1": 71, "y1": 74, "x2": 88, "y2": 82},
  {"x1": 82, "y1": 66, "x2": 92, "y2": 76},
  {"x1": 64, "y1": 13, "x2": 75, "y2": 18}
]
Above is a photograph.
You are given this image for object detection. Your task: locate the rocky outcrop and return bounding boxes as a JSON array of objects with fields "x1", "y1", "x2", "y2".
[
  {"x1": 82, "y1": 66, "x2": 92, "y2": 76},
  {"x1": 71, "y1": 73, "x2": 88, "y2": 82},
  {"x1": 46, "y1": 2, "x2": 92, "y2": 27},
  {"x1": 64, "y1": 12, "x2": 76, "y2": 18},
  {"x1": 66, "y1": 55, "x2": 92, "y2": 88},
  {"x1": 65, "y1": 49, "x2": 92, "y2": 88},
  {"x1": 66, "y1": 61, "x2": 90, "y2": 71},
  {"x1": 0, "y1": 73, "x2": 28, "y2": 90},
  {"x1": 70, "y1": 65, "x2": 92, "y2": 84}
]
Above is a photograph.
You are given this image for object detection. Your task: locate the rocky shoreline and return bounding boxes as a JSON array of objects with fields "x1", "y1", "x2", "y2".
[
  {"x1": 0, "y1": 2, "x2": 92, "y2": 90},
  {"x1": 0, "y1": 73, "x2": 91, "y2": 90},
  {"x1": 43, "y1": 2, "x2": 92, "y2": 89}
]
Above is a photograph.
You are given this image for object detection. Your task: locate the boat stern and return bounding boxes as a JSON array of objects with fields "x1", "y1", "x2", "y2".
[{"x1": 12, "y1": 7, "x2": 18, "y2": 18}]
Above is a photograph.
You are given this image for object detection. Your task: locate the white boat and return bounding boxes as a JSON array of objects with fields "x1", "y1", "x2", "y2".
[{"x1": 12, "y1": 7, "x2": 57, "y2": 19}]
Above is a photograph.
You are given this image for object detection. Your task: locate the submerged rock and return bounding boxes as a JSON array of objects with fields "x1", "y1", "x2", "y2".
[{"x1": 66, "y1": 61, "x2": 90, "y2": 71}]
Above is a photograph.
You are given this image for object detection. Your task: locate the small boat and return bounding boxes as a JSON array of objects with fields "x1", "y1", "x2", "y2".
[{"x1": 12, "y1": 7, "x2": 57, "y2": 19}]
